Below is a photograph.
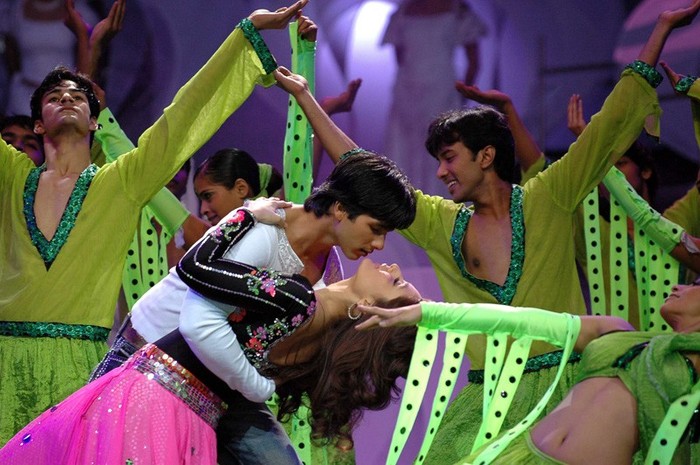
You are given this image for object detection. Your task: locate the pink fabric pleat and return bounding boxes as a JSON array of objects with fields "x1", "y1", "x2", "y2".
[{"x1": 0, "y1": 357, "x2": 217, "y2": 465}]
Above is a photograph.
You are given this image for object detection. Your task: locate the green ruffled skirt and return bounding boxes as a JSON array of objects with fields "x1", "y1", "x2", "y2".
[
  {"x1": 423, "y1": 357, "x2": 580, "y2": 465},
  {"x1": 268, "y1": 397, "x2": 356, "y2": 465},
  {"x1": 0, "y1": 335, "x2": 108, "y2": 446}
]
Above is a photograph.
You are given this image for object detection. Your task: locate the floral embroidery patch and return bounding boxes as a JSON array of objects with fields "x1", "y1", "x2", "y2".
[
  {"x1": 241, "y1": 299, "x2": 317, "y2": 370},
  {"x1": 228, "y1": 308, "x2": 247, "y2": 323},
  {"x1": 246, "y1": 269, "x2": 287, "y2": 297},
  {"x1": 213, "y1": 209, "x2": 247, "y2": 242}
]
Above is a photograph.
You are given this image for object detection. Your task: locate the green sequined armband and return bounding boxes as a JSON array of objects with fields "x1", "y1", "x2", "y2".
[
  {"x1": 625, "y1": 60, "x2": 663, "y2": 88},
  {"x1": 237, "y1": 18, "x2": 277, "y2": 74},
  {"x1": 0, "y1": 321, "x2": 109, "y2": 341},
  {"x1": 675, "y1": 75, "x2": 698, "y2": 94},
  {"x1": 339, "y1": 148, "x2": 365, "y2": 161}
]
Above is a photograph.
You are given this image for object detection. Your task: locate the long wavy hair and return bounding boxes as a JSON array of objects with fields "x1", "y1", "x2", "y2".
[{"x1": 264, "y1": 296, "x2": 418, "y2": 446}]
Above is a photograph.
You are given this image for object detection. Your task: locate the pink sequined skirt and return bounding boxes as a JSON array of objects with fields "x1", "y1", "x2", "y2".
[{"x1": 0, "y1": 344, "x2": 226, "y2": 464}]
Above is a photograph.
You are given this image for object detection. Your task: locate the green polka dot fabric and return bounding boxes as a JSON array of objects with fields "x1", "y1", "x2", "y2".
[
  {"x1": 283, "y1": 21, "x2": 316, "y2": 204},
  {"x1": 121, "y1": 208, "x2": 170, "y2": 309},
  {"x1": 645, "y1": 380, "x2": 700, "y2": 465},
  {"x1": 582, "y1": 181, "x2": 679, "y2": 332},
  {"x1": 633, "y1": 227, "x2": 678, "y2": 332},
  {"x1": 582, "y1": 188, "x2": 607, "y2": 316},
  {"x1": 386, "y1": 311, "x2": 580, "y2": 465}
]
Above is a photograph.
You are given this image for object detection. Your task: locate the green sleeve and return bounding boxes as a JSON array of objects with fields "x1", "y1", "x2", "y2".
[
  {"x1": 95, "y1": 108, "x2": 189, "y2": 235},
  {"x1": 519, "y1": 154, "x2": 548, "y2": 185},
  {"x1": 95, "y1": 108, "x2": 135, "y2": 163},
  {"x1": 112, "y1": 21, "x2": 276, "y2": 207},
  {"x1": 602, "y1": 166, "x2": 683, "y2": 253},
  {"x1": 536, "y1": 70, "x2": 661, "y2": 212},
  {"x1": 664, "y1": 188, "x2": 700, "y2": 236},
  {"x1": 420, "y1": 301, "x2": 578, "y2": 348},
  {"x1": 398, "y1": 190, "x2": 458, "y2": 249}
]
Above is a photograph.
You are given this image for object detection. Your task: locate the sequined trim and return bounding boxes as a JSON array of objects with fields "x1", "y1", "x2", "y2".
[
  {"x1": 624, "y1": 60, "x2": 662, "y2": 88},
  {"x1": 467, "y1": 350, "x2": 581, "y2": 384},
  {"x1": 675, "y1": 75, "x2": 698, "y2": 94},
  {"x1": 0, "y1": 321, "x2": 109, "y2": 341},
  {"x1": 450, "y1": 185, "x2": 525, "y2": 305},
  {"x1": 237, "y1": 18, "x2": 277, "y2": 74},
  {"x1": 23, "y1": 164, "x2": 98, "y2": 268},
  {"x1": 132, "y1": 344, "x2": 228, "y2": 429}
]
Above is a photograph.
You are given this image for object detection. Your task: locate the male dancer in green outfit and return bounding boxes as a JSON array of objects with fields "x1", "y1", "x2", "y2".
[{"x1": 0, "y1": 0, "x2": 308, "y2": 445}]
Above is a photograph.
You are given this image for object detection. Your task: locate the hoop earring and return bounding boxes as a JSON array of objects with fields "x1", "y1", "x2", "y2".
[{"x1": 347, "y1": 303, "x2": 361, "y2": 320}]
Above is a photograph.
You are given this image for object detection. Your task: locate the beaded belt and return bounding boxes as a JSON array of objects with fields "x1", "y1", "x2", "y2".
[
  {"x1": 132, "y1": 344, "x2": 228, "y2": 428},
  {"x1": 467, "y1": 350, "x2": 581, "y2": 384},
  {"x1": 0, "y1": 321, "x2": 109, "y2": 341}
]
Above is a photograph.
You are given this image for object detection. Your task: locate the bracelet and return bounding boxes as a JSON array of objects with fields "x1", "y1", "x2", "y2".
[
  {"x1": 674, "y1": 76, "x2": 698, "y2": 95},
  {"x1": 237, "y1": 18, "x2": 277, "y2": 74},
  {"x1": 624, "y1": 60, "x2": 663, "y2": 88},
  {"x1": 339, "y1": 147, "x2": 365, "y2": 161}
]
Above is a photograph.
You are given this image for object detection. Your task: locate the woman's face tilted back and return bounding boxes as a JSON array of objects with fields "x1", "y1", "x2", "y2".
[
  {"x1": 660, "y1": 280, "x2": 700, "y2": 333},
  {"x1": 351, "y1": 259, "x2": 422, "y2": 306}
]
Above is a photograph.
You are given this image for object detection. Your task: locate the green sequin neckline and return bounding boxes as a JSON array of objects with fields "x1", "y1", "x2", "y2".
[
  {"x1": 450, "y1": 185, "x2": 525, "y2": 305},
  {"x1": 23, "y1": 163, "x2": 98, "y2": 268}
]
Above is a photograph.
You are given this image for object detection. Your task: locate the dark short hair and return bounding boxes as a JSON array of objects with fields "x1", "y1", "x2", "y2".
[
  {"x1": 425, "y1": 106, "x2": 516, "y2": 183},
  {"x1": 194, "y1": 148, "x2": 261, "y2": 196},
  {"x1": 304, "y1": 151, "x2": 416, "y2": 230},
  {"x1": 0, "y1": 115, "x2": 34, "y2": 132},
  {"x1": 30, "y1": 66, "x2": 100, "y2": 123}
]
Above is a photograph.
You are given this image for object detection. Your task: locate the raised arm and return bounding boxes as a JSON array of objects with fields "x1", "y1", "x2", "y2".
[
  {"x1": 456, "y1": 84, "x2": 543, "y2": 173},
  {"x1": 636, "y1": 0, "x2": 700, "y2": 67},
  {"x1": 660, "y1": 60, "x2": 700, "y2": 152},
  {"x1": 312, "y1": 79, "x2": 363, "y2": 178},
  {"x1": 356, "y1": 301, "x2": 632, "y2": 354},
  {"x1": 64, "y1": 0, "x2": 126, "y2": 82},
  {"x1": 274, "y1": 67, "x2": 358, "y2": 164},
  {"x1": 113, "y1": 1, "x2": 308, "y2": 206},
  {"x1": 566, "y1": 94, "x2": 587, "y2": 138}
]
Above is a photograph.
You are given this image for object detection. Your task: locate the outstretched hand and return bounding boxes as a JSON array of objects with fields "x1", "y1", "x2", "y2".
[
  {"x1": 63, "y1": 0, "x2": 90, "y2": 39},
  {"x1": 273, "y1": 66, "x2": 309, "y2": 96},
  {"x1": 658, "y1": 0, "x2": 700, "y2": 30},
  {"x1": 249, "y1": 0, "x2": 309, "y2": 30},
  {"x1": 354, "y1": 303, "x2": 423, "y2": 331},
  {"x1": 64, "y1": 0, "x2": 126, "y2": 79},
  {"x1": 659, "y1": 61, "x2": 684, "y2": 89},
  {"x1": 566, "y1": 94, "x2": 587, "y2": 137},
  {"x1": 321, "y1": 79, "x2": 362, "y2": 116},
  {"x1": 90, "y1": 0, "x2": 126, "y2": 50},
  {"x1": 455, "y1": 82, "x2": 511, "y2": 111},
  {"x1": 245, "y1": 197, "x2": 291, "y2": 227}
]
